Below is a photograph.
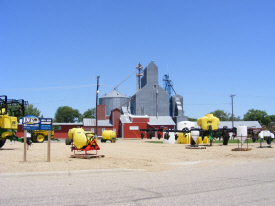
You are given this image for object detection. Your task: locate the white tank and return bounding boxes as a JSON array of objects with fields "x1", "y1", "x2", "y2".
[
  {"x1": 163, "y1": 132, "x2": 176, "y2": 144},
  {"x1": 191, "y1": 131, "x2": 200, "y2": 142},
  {"x1": 177, "y1": 121, "x2": 196, "y2": 130},
  {"x1": 237, "y1": 125, "x2": 247, "y2": 144},
  {"x1": 258, "y1": 130, "x2": 273, "y2": 139}
]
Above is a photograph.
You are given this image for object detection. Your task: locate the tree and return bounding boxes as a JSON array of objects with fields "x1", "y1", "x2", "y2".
[
  {"x1": 25, "y1": 104, "x2": 41, "y2": 117},
  {"x1": 243, "y1": 109, "x2": 271, "y2": 126},
  {"x1": 54, "y1": 106, "x2": 82, "y2": 123},
  {"x1": 78, "y1": 108, "x2": 96, "y2": 122},
  {"x1": 269, "y1": 115, "x2": 275, "y2": 122},
  {"x1": 209, "y1": 110, "x2": 230, "y2": 121},
  {"x1": 188, "y1": 117, "x2": 197, "y2": 121},
  {"x1": 83, "y1": 108, "x2": 96, "y2": 118}
]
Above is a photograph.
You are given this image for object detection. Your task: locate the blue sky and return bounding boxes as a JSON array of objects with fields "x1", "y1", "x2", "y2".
[{"x1": 1, "y1": 0, "x2": 274, "y2": 119}]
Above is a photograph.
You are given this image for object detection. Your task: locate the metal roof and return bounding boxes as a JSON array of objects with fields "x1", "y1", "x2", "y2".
[
  {"x1": 83, "y1": 118, "x2": 113, "y2": 127},
  {"x1": 121, "y1": 106, "x2": 130, "y2": 115},
  {"x1": 120, "y1": 115, "x2": 132, "y2": 123},
  {"x1": 148, "y1": 116, "x2": 175, "y2": 126},
  {"x1": 218, "y1": 121, "x2": 262, "y2": 129},
  {"x1": 100, "y1": 89, "x2": 129, "y2": 98},
  {"x1": 120, "y1": 115, "x2": 175, "y2": 126}
]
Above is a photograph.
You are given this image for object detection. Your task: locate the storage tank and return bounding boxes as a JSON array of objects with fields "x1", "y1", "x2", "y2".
[
  {"x1": 197, "y1": 114, "x2": 220, "y2": 130},
  {"x1": 177, "y1": 132, "x2": 191, "y2": 144},
  {"x1": 102, "y1": 130, "x2": 116, "y2": 142},
  {"x1": 258, "y1": 130, "x2": 274, "y2": 139},
  {"x1": 191, "y1": 131, "x2": 200, "y2": 142},
  {"x1": 99, "y1": 89, "x2": 130, "y2": 116},
  {"x1": 68, "y1": 128, "x2": 97, "y2": 149},
  {"x1": 177, "y1": 121, "x2": 196, "y2": 130},
  {"x1": 236, "y1": 125, "x2": 247, "y2": 145}
]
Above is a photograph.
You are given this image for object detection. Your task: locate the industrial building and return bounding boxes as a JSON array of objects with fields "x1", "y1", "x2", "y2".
[
  {"x1": 96, "y1": 61, "x2": 187, "y2": 138},
  {"x1": 15, "y1": 61, "x2": 261, "y2": 139}
]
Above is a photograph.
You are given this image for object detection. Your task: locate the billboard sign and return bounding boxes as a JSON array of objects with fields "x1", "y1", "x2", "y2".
[
  {"x1": 22, "y1": 116, "x2": 53, "y2": 130},
  {"x1": 40, "y1": 118, "x2": 53, "y2": 130},
  {"x1": 22, "y1": 115, "x2": 40, "y2": 130}
]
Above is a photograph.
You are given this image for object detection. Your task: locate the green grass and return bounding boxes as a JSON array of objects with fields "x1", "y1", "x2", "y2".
[
  {"x1": 213, "y1": 139, "x2": 259, "y2": 144},
  {"x1": 145, "y1": 139, "x2": 262, "y2": 144},
  {"x1": 145, "y1": 141, "x2": 163, "y2": 144}
]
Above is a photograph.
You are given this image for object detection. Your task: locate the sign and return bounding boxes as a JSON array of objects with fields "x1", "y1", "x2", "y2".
[
  {"x1": 40, "y1": 118, "x2": 53, "y2": 130},
  {"x1": 130, "y1": 126, "x2": 139, "y2": 130},
  {"x1": 22, "y1": 116, "x2": 53, "y2": 130},
  {"x1": 22, "y1": 115, "x2": 40, "y2": 130}
]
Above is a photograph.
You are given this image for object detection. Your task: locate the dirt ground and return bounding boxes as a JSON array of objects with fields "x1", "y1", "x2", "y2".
[{"x1": 1, "y1": 138, "x2": 275, "y2": 173}]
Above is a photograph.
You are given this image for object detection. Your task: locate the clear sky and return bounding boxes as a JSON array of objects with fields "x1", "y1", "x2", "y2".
[{"x1": 1, "y1": 0, "x2": 274, "y2": 119}]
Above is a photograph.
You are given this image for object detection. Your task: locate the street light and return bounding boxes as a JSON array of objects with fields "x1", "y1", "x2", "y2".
[{"x1": 96, "y1": 76, "x2": 100, "y2": 137}]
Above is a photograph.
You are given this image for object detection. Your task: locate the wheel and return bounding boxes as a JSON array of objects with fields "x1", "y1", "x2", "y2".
[
  {"x1": 252, "y1": 136, "x2": 257, "y2": 143},
  {"x1": 65, "y1": 138, "x2": 72, "y2": 145},
  {"x1": 266, "y1": 137, "x2": 272, "y2": 145},
  {"x1": 223, "y1": 136, "x2": 229, "y2": 145},
  {"x1": 0, "y1": 140, "x2": 6, "y2": 148},
  {"x1": 36, "y1": 134, "x2": 45, "y2": 143},
  {"x1": 31, "y1": 136, "x2": 37, "y2": 143}
]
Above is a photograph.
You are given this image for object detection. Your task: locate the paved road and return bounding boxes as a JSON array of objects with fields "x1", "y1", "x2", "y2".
[{"x1": 1, "y1": 159, "x2": 275, "y2": 205}]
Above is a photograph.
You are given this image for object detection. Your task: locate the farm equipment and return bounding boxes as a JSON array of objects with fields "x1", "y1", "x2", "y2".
[
  {"x1": 258, "y1": 129, "x2": 274, "y2": 148},
  {"x1": 0, "y1": 95, "x2": 32, "y2": 148},
  {"x1": 140, "y1": 114, "x2": 237, "y2": 146},
  {"x1": 65, "y1": 128, "x2": 101, "y2": 156},
  {"x1": 30, "y1": 130, "x2": 58, "y2": 143},
  {"x1": 101, "y1": 130, "x2": 117, "y2": 143}
]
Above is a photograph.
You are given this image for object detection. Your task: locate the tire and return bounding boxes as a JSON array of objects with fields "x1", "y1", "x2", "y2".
[
  {"x1": 223, "y1": 136, "x2": 229, "y2": 145},
  {"x1": 65, "y1": 138, "x2": 72, "y2": 145},
  {"x1": 31, "y1": 136, "x2": 37, "y2": 143},
  {"x1": 266, "y1": 137, "x2": 272, "y2": 145},
  {"x1": 0, "y1": 140, "x2": 6, "y2": 148},
  {"x1": 252, "y1": 136, "x2": 257, "y2": 143},
  {"x1": 36, "y1": 134, "x2": 45, "y2": 143}
]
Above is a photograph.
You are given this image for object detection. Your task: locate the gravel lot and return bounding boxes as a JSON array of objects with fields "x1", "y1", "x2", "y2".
[{"x1": 1, "y1": 138, "x2": 274, "y2": 173}]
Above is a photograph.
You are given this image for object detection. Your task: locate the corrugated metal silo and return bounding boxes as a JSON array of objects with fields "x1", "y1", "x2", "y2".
[
  {"x1": 99, "y1": 89, "x2": 130, "y2": 116},
  {"x1": 171, "y1": 94, "x2": 184, "y2": 117}
]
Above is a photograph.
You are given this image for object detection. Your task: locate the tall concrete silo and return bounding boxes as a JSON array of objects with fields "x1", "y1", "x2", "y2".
[
  {"x1": 130, "y1": 61, "x2": 169, "y2": 116},
  {"x1": 99, "y1": 89, "x2": 130, "y2": 116}
]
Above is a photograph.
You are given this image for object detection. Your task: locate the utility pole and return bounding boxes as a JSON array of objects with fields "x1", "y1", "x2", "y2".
[
  {"x1": 230, "y1": 94, "x2": 236, "y2": 128},
  {"x1": 96, "y1": 76, "x2": 100, "y2": 138}
]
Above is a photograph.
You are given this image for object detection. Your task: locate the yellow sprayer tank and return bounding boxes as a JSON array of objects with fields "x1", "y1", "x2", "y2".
[
  {"x1": 68, "y1": 128, "x2": 96, "y2": 149},
  {"x1": 102, "y1": 130, "x2": 116, "y2": 139},
  {"x1": 101, "y1": 130, "x2": 116, "y2": 143},
  {"x1": 197, "y1": 114, "x2": 220, "y2": 130},
  {"x1": 177, "y1": 132, "x2": 191, "y2": 144},
  {"x1": 0, "y1": 115, "x2": 17, "y2": 130}
]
